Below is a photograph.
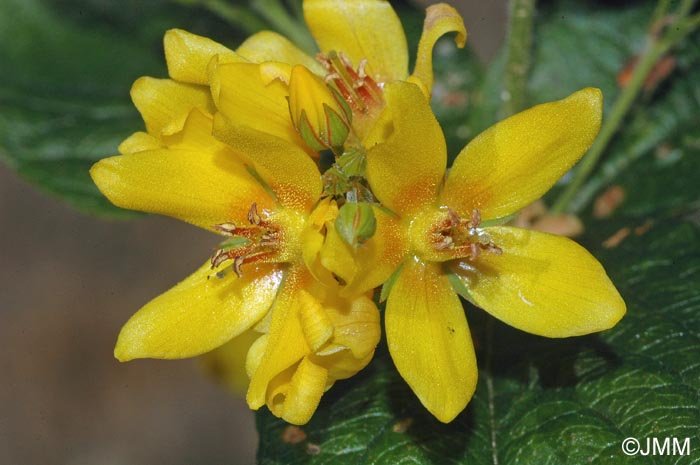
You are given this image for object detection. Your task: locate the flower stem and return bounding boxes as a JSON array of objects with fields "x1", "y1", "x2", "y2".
[
  {"x1": 501, "y1": 0, "x2": 536, "y2": 118},
  {"x1": 174, "y1": 0, "x2": 267, "y2": 35},
  {"x1": 551, "y1": 2, "x2": 700, "y2": 214},
  {"x1": 250, "y1": 0, "x2": 316, "y2": 54}
]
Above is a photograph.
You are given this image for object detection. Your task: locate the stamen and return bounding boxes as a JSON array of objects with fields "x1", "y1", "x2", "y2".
[
  {"x1": 316, "y1": 51, "x2": 384, "y2": 114},
  {"x1": 429, "y1": 208, "x2": 502, "y2": 260},
  {"x1": 210, "y1": 203, "x2": 282, "y2": 277}
]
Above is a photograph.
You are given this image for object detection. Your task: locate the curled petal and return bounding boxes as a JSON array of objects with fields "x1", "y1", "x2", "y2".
[
  {"x1": 442, "y1": 88, "x2": 603, "y2": 221},
  {"x1": 409, "y1": 3, "x2": 467, "y2": 98},
  {"x1": 266, "y1": 357, "x2": 329, "y2": 425},
  {"x1": 386, "y1": 258, "x2": 477, "y2": 423},
  {"x1": 247, "y1": 267, "x2": 313, "y2": 410},
  {"x1": 365, "y1": 81, "x2": 446, "y2": 215},
  {"x1": 323, "y1": 292, "x2": 380, "y2": 361},
  {"x1": 164, "y1": 29, "x2": 242, "y2": 85},
  {"x1": 114, "y1": 263, "x2": 283, "y2": 362},
  {"x1": 298, "y1": 289, "x2": 334, "y2": 352},
  {"x1": 130, "y1": 77, "x2": 214, "y2": 137},
  {"x1": 303, "y1": 0, "x2": 408, "y2": 84},
  {"x1": 455, "y1": 226, "x2": 626, "y2": 337}
]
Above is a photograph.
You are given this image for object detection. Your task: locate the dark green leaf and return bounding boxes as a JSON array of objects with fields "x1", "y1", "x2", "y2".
[
  {"x1": 0, "y1": 0, "x2": 243, "y2": 217},
  {"x1": 257, "y1": 216, "x2": 700, "y2": 465}
]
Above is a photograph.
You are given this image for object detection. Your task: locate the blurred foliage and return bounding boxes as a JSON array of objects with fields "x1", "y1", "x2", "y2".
[{"x1": 0, "y1": 0, "x2": 243, "y2": 217}]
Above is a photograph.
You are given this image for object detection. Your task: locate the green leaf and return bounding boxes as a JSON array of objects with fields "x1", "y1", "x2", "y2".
[{"x1": 0, "y1": 0, "x2": 243, "y2": 217}]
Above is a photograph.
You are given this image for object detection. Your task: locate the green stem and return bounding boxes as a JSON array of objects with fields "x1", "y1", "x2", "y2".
[
  {"x1": 551, "y1": 5, "x2": 700, "y2": 214},
  {"x1": 251, "y1": 0, "x2": 316, "y2": 54},
  {"x1": 174, "y1": 0, "x2": 267, "y2": 35},
  {"x1": 501, "y1": 0, "x2": 536, "y2": 118}
]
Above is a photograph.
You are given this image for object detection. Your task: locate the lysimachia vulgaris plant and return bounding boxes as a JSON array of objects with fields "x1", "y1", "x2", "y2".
[{"x1": 91, "y1": 0, "x2": 625, "y2": 425}]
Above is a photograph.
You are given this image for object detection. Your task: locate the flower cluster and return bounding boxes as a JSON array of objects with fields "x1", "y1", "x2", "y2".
[{"x1": 92, "y1": 0, "x2": 625, "y2": 424}]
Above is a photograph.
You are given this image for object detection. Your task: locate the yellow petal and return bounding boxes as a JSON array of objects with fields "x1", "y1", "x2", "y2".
[
  {"x1": 323, "y1": 292, "x2": 380, "y2": 360},
  {"x1": 247, "y1": 267, "x2": 313, "y2": 410},
  {"x1": 237, "y1": 30, "x2": 325, "y2": 75},
  {"x1": 298, "y1": 289, "x2": 334, "y2": 352},
  {"x1": 91, "y1": 110, "x2": 275, "y2": 231},
  {"x1": 365, "y1": 81, "x2": 446, "y2": 215},
  {"x1": 209, "y1": 61, "x2": 318, "y2": 155},
  {"x1": 130, "y1": 77, "x2": 215, "y2": 137},
  {"x1": 164, "y1": 29, "x2": 242, "y2": 85},
  {"x1": 212, "y1": 115, "x2": 322, "y2": 212},
  {"x1": 320, "y1": 206, "x2": 406, "y2": 296},
  {"x1": 266, "y1": 357, "x2": 328, "y2": 425},
  {"x1": 114, "y1": 263, "x2": 283, "y2": 361},
  {"x1": 199, "y1": 328, "x2": 260, "y2": 395},
  {"x1": 442, "y1": 88, "x2": 603, "y2": 221},
  {"x1": 409, "y1": 3, "x2": 467, "y2": 98},
  {"x1": 455, "y1": 226, "x2": 626, "y2": 337},
  {"x1": 385, "y1": 258, "x2": 477, "y2": 423},
  {"x1": 310, "y1": 350, "x2": 374, "y2": 384},
  {"x1": 303, "y1": 0, "x2": 408, "y2": 84},
  {"x1": 118, "y1": 131, "x2": 163, "y2": 155}
]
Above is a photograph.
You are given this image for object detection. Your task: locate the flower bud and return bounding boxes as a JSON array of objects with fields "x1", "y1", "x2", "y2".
[
  {"x1": 288, "y1": 65, "x2": 352, "y2": 152},
  {"x1": 335, "y1": 202, "x2": 377, "y2": 248}
]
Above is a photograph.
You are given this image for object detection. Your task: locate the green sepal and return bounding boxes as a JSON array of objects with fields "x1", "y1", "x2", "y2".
[
  {"x1": 297, "y1": 110, "x2": 327, "y2": 152},
  {"x1": 324, "y1": 103, "x2": 351, "y2": 150},
  {"x1": 379, "y1": 262, "x2": 404, "y2": 303}
]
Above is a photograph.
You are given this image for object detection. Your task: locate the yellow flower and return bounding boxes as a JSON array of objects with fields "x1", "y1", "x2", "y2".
[
  {"x1": 356, "y1": 81, "x2": 626, "y2": 423},
  {"x1": 162, "y1": 0, "x2": 466, "y2": 152},
  {"x1": 90, "y1": 100, "x2": 380, "y2": 424}
]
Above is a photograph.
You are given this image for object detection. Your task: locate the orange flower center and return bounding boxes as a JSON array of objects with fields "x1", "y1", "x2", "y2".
[
  {"x1": 410, "y1": 207, "x2": 502, "y2": 263},
  {"x1": 211, "y1": 203, "x2": 284, "y2": 277}
]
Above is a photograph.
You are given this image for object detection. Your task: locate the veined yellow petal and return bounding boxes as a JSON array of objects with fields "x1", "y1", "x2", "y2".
[
  {"x1": 114, "y1": 263, "x2": 283, "y2": 362},
  {"x1": 323, "y1": 292, "x2": 380, "y2": 360},
  {"x1": 320, "y1": 206, "x2": 406, "y2": 296},
  {"x1": 130, "y1": 77, "x2": 214, "y2": 137},
  {"x1": 298, "y1": 289, "x2": 334, "y2": 352},
  {"x1": 442, "y1": 88, "x2": 603, "y2": 221},
  {"x1": 303, "y1": 0, "x2": 408, "y2": 84},
  {"x1": 365, "y1": 81, "x2": 446, "y2": 215},
  {"x1": 209, "y1": 61, "x2": 315, "y2": 156},
  {"x1": 456, "y1": 226, "x2": 626, "y2": 337},
  {"x1": 247, "y1": 267, "x2": 312, "y2": 410},
  {"x1": 409, "y1": 3, "x2": 467, "y2": 98},
  {"x1": 266, "y1": 357, "x2": 328, "y2": 425},
  {"x1": 212, "y1": 115, "x2": 322, "y2": 212},
  {"x1": 164, "y1": 29, "x2": 242, "y2": 85},
  {"x1": 118, "y1": 131, "x2": 163, "y2": 155},
  {"x1": 386, "y1": 258, "x2": 477, "y2": 423},
  {"x1": 310, "y1": 350, "x2": 374, "y2": 384},
  {"x1": 237, "y1": 30, "x2": 325, "y2": 75},
  {"x1": 91, "y1": 111, "x2": 275, "y2": 231}
]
